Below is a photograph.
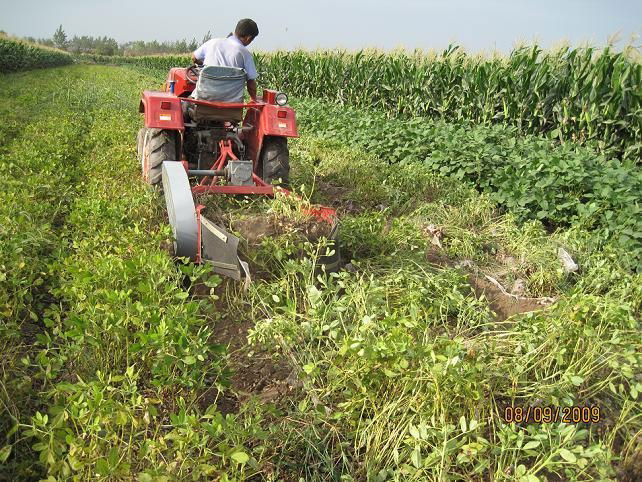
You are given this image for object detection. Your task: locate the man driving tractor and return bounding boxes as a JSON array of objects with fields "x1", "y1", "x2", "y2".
[
  {"x1": 138, "y1": 17, "x2": 339, "y2": 276},
  {"x1": 191, "y1": 19, "x2": 259, "y2": 101}
]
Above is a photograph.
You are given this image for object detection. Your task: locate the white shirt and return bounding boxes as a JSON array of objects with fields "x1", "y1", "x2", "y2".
[{"x1": 193, "y1": 36, "x2": 258, "y2": 80}]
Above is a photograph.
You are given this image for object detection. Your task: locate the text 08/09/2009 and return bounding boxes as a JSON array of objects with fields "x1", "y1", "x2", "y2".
[{"x1": 502, "y1": 405, "x2": 602, "y2": 424}]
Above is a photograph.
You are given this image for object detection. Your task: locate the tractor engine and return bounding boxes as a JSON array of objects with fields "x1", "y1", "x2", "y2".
[{"x1": 183, "y1": 126, "x2": 246, "y2": 171}]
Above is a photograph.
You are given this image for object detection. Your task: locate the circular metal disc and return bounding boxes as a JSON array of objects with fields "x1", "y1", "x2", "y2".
[{"x1": 162, "y1": 161, "x2": 198, "y2": 259}]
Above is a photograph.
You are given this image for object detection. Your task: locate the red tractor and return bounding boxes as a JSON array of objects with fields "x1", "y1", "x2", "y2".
[{"x1": 137, "y1": 65, "x2": 338, "y2": 279}]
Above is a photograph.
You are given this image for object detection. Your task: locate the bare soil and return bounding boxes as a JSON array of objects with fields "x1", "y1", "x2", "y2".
[
  {"x1": 198, "y1": 316, "x2": 298, "y2": 415},
  {"x1": 467, "y1": 275, "x2": 547, "y2": 322},
  {"x1": 194, "y1": 281, "x2": 299, "y2": 415},
  {"x1": 616, "y1": 447, "x2": 642, "y2": 482},
  {"x1": 425, "y1": 246, "x2": 454, "y2": 267},
  {"x1": 425, "y1": 247, "x2": 549, "y2": 322},
  {"x1": 232, "y1": 213, "x2": 333, "y2": 246},
  {"x1": 312, "y1": 182, "x2": 362, "y2": 214}
]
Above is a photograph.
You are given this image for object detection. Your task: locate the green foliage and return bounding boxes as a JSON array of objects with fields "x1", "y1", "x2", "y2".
[
  {"x1": 0, "y1": 66, "x2": 106, "y2": 478},
  {"x1": 295, "y1": 99, "x2": 642, "y2": 272},
  {"x1": 246, "y1": 256, "x2": 638, "y2": 479},
  {"x1": 0, "y1": 66, "x2": 255, "y2": 479},
  {"x1": 23, "y1": 370, "x2": 265, "y2": 480},
  {"x1": 68, "y1": 34, "x2": 120, "y2": 56},
  {"x1": 1, "y1": 61, "x2": 640, "y2": 481},
  {"x1": 77, "y1": 42, "x2": 642, "y2": 162},
  {"x1": 121, "y1": 37, "x2": 200, "y2": 56},
  {"x1": 74, "y1": 52, "x2": 191, "y2": 77},
  {"x1": 0, "y1": 37, "x2": 72, "y2": 73},
  {"x1": 242, "y1": 135, "x2": 641, "y2": 480},
  {"x1": 22, "y1": 26, "x2": 204, "y2": 56},
  {"x1": 256, "y1": 46, "x2": 642, "y2": 162},
  {"x1": 52, "y1": 25, "x2": 67, "y2": 50},
  {"x1": 74, "y1": 46, "x2": 642, "y2": 270},
  {"x1": 499, "y1": 293, "x2": 641, "y2": 404}
]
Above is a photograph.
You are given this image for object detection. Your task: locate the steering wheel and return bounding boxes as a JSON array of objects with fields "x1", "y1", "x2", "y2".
[{"x1": 186, "y1": 65, "x2": 201, "y2": 84}]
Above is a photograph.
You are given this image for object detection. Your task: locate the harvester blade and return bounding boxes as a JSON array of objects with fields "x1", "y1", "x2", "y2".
[
  {"x1": 162, "y1": 161, "x2": 198, "y2": 260},
  {"x1": 200, "y1": 215, "x2": 243, "y2": 280}
]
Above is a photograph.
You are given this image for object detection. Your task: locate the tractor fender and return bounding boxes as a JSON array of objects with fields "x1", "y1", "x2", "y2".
[
  {"x1": 139, "y1": 91, "x2": 185, "y2": 131},
  {"x1": 258, "y1": 103, "x2": 298, "y2": 138},
  {"x1": 242, "y1": 103, "x2": 298, "y2": 167}
]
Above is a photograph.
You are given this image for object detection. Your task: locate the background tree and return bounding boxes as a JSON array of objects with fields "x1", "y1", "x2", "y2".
[
  {"x1": 19, "y1": 29, "x2": 213, "y2": 56},
  {"x1": 52, "y1": 24, "x2": 68, "y2": 50}
]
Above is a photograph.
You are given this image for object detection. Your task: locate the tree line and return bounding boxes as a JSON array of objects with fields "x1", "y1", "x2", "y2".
[{"x1": 22, "y1": 25, "x2": 212, "y2": 56}]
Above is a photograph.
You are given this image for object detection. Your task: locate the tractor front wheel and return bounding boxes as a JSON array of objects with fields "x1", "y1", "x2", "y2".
[
  {"x1": 260, "y1": 137, "x2": 290, "y2": 186},
  {"x1": 142, "y1": 128, "x2": 178, "y2": 185}
]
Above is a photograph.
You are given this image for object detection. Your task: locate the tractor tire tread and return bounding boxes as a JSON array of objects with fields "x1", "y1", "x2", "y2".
[
  {"x1": 137, "y1": 127, "x2": 146, "y2": 164},
  {"x1": 261, "y1": 136, "x2": 290, "y2": 186},
  {"x1": 143, "y1": 128, "x2": 178, "y2": 185}
]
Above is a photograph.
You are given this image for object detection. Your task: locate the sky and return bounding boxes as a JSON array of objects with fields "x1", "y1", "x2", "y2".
[{"x1": 1, "y1": 0, "x2": 640, "y2": 53}]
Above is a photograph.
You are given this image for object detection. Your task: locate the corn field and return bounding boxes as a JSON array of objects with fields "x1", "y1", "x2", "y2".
[
  {"x1": 79, "y1": 45, "x2": 641, "y2": 161},
  {"x1": 256, "y1": 46, "x2": 642, "y2": 161},
  {"x1": 0, "y1": 37, "x2": 73, "y2": 73}
]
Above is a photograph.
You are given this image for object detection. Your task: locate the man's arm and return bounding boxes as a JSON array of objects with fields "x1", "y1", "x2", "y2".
[
  {"x1": 247, "y1": 79, "x2": 257, "y2": 101},
  {"x1": 192, "y1": 40, "x2": 210, "y2": 66},
  {"x1": 242, "y1": 49, "x2": 258, "y2": 101}
]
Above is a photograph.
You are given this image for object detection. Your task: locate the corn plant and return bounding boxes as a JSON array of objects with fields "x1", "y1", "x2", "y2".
[{"x1": 0, "y1": 37, "x2": 72, "y2": 73}]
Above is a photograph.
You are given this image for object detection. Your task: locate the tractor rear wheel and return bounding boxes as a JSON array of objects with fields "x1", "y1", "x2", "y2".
[
  {"x1": 260, "y1": 137, "x2": 290, "y2": 186},
  {"x1": 142, "y1": 128, "x2": 178, "y2": 185}
]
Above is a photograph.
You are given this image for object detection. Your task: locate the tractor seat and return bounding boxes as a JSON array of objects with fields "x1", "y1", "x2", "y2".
[{"x1": 189, "y1": 65, "x2": 246, "y2": 123}]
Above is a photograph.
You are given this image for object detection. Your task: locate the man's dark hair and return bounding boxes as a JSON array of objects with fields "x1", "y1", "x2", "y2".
[{"x1": 235, "y1": 19, "x2": 259, "y2": 39}]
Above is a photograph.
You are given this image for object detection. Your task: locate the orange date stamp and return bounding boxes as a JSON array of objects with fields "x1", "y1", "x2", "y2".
[{"x1": 502, "y1": 405, "x2": 602, "y2": 424}]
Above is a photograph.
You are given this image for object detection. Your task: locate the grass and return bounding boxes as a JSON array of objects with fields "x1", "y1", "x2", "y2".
[{"x1": 0, "y1": 63, "x2": 640, "y2": 481}]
